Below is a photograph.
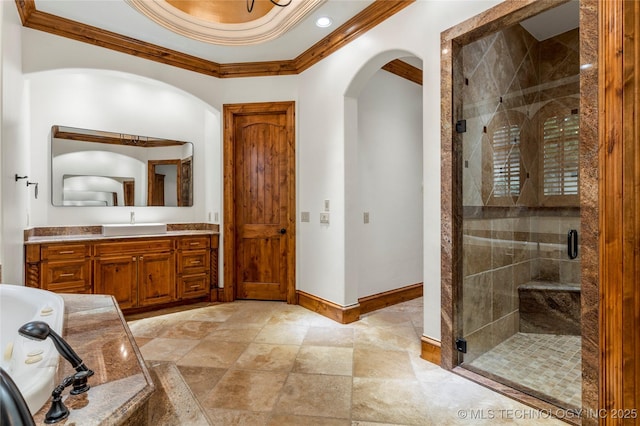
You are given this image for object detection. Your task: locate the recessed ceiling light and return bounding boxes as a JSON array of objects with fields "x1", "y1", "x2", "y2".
[{"x1": 316, "y1": 16, "x2": 333, "y2": 28}]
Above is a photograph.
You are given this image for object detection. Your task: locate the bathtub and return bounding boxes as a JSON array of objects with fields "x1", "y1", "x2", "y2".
[{"x1": 0, "y1": 284, "x2": 65, "y2": 414}]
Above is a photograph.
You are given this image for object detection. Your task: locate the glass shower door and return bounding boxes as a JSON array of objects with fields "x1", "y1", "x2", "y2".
[{"x1": 456, "y1": 14, "x2": 582, "y2": 410}]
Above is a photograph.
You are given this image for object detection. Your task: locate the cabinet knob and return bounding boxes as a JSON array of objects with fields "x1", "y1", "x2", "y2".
[
  {"x1": 132, "y1": 256, "x2": 136, "y2": 261},
  {"x1": 279, "y1": 228, "x2": 287, "y2": 235}
]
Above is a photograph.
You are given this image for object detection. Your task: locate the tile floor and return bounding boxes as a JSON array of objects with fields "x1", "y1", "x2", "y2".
[
  {"x1": 466, "y1": 333, "x2": 582, "y2": 409},
  {"x1": 128, "y1": 298, "x2": 566, "y2": 425}
]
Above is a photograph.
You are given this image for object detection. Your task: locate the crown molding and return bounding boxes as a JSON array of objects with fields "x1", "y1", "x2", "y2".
[{"x1": 14, "y1": 0, "x2": 414, "y2": 78}]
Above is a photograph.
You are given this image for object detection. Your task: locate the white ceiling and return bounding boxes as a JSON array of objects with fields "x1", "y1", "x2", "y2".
[
  {"x1": 30, "y1": 1, "x2": 577, "y2": 69},
  {"x1": 34, "y1": 0, "x2": 375, "y2": 63},
  {"x1": 519, "y1": 0, "x2": 579, "y2": 41}
]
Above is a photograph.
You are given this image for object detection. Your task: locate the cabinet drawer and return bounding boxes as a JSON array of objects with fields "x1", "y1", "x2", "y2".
[
  {"x1": 94, "y1": 239, "x2": 173, "y2": 256},
  {"x1": 178, "y1": 250, "x2": 210, "y2": 275},
  {"x1": 177, "y1": 236, "x2": 211, "y2": 250},
  {"x1": 179, "y1": 275, "x2": 210, "y2": 299},
  {"x1": 42, "y1": 244, "x2": 89, "y2": 261},
  {"x1": 42, "y1": 260, "x2": 91, "y2": 293}
]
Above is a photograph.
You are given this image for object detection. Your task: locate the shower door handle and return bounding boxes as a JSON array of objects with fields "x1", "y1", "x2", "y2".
[{"x1": 567, "y1": 229, "x2": 578, "y2": 260}]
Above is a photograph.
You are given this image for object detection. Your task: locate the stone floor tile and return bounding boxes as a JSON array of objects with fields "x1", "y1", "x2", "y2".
[
  {"x1": 293, "y1": 346, "x2": 353, "y2": 376},
  {"x1": 203, "y1": 369, "x2": 288, "y2": 412},
  {"x1": 274, "y1": 373, "x2": 352, "y2": 419},
  {"x1": 234, "y1": 343, "x2": 299, "y2": 372},
  {"x1": 177, "y1": 340, "x2": 248, "y2": 368}
]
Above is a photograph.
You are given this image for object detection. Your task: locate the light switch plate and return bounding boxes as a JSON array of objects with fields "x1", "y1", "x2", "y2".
[
  {"x1": 301, "y1": 212, "x2": 310, "y2": 222},
  {"x1": 324, "y1": 199, "x2": 330, "y2": 212},
  {"x1": 320, "y1": 212, "x2": 330, "y2": 224},
  {"x1": 363, "y1": 212, "x2": 370, "y2": 224}
]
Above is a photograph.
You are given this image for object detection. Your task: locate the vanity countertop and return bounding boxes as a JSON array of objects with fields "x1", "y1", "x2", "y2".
[
  {"x1": 32, "y1": 294, "x2": 154, "y2": 425},
  {"x1": 24, "y1": 230, "x2": 218, "y2": 244},
  {"x1": 23, "y1": 223, "x2": 219, "y2": 245}
]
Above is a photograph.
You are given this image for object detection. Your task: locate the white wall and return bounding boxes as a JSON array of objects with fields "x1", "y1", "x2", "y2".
[
  {"x1": 19, "y1": 29, "x2": 299, "y2": 289},
  {"x1": 3, "y1": 1, "x2": 503, "y2": 342},
  {"x1": 1, "y1": 2, "x2": 30, "y2": 284},
  {"x1": 357, "y1": 69, "x2": 423, "y2": 298},
  {"x1": 53, "y1": 152, "x2": 146, "y2": 206},
  {"x1": 155, "y1": 164, "x2": 178, "y2": 207},
  {"x1": 26, "y1": 70, "x2": 215, "y2": 226},
  {"x1": 297, "y1": 1, "x2": 502, "y2": 339}
]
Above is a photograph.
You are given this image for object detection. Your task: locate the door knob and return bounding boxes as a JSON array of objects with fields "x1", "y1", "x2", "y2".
[{"x1": 279, "y1": 228, "x2": 287, "y2": 235}]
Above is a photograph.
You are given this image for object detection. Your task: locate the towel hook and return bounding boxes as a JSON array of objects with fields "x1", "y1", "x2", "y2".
[{"x1": 26, "y1": 181, "x2": 39, "y2": 199}]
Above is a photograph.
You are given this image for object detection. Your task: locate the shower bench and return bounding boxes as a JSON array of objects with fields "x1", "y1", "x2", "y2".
[{"x1": 518, "y1": 281, "x2": 581, "y2": 335}]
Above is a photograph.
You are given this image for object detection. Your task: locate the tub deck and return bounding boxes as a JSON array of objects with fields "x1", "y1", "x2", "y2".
[{"x1": 31, "y1": 294, "x2": 154, "y2": 425}]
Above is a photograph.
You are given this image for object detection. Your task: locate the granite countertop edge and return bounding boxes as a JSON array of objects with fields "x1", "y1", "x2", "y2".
[
  {"x1": 24, "y1": 229, "x2": 219, "y2": 244},
  {"x1": 24, "y1": 223, "x2": 219, "y2": 244},
  {"x1": 31, "y1": 294, "x2": 155, "y2": 425}
]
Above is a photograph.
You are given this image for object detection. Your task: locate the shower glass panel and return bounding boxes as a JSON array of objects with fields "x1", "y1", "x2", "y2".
[{"x1": 457, "y1": 9, "x2": 581, "y2": 410}]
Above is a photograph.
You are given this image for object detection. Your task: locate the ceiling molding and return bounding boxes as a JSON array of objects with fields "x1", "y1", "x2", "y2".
[
  {"x1": 15, "y1": 0, "x2": 414, "y2": 78},
  {"x1": 293, "y1": 1, "x2": 414, "y2": 74},
  {"x1": 16, "y1": 2, "x2": 223, "y2": 77},
  {"x1": 382, "y1": 59, "x2": 423, "y2": 85},
  {"x1": 125, "y1": 0, "x2": 326, "y2": 46}
]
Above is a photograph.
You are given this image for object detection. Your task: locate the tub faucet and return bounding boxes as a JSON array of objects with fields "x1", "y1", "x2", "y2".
[
  {"x1": 18, "y1": 321, "x2": 93, "y2": 377},
  {"x1": 44, "y1": 370, "x2": 90, "y2": 424},
  {"x1": 0, "y1": 366, "x2": 35, "y2": 426}
]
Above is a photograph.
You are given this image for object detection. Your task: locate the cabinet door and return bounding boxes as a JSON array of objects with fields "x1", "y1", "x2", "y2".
[
  {"x1": 138, "y1": 252, "x2": 176, "y2": 307},
  {"x1": 94, "y1": 255, "x2": 138, "y2": 310}
]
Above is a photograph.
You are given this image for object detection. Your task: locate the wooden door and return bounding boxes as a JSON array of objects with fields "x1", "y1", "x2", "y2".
[
  {"x1": 180, "y1": 157, "x2": 193, "y2": 206},
  {"x1": 138, "y1": 251, "x2": 176, "y2": 306},
  {"x1": 224, "y1": 102, "x2": 295, "y2": 302},
  {"x1": 123, "y1": 180, "x2": 135, "y2": 206},
  {"x1": 148, "y1": 160, "x2": 181, "y2": 206},
  {"x1": 151, "y1": 174, "x2": 165, "y2": 206},
  {"x1": 94, "y1": 255, "x2": 138, "y2": 310}
]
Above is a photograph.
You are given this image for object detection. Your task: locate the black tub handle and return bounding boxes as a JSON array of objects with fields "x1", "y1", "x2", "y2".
[{"x1": 568, "y1": 229, "x2": 578, "y2": 259}]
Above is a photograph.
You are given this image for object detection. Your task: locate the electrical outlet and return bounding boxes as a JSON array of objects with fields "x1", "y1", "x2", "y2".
[
  {"x1": 320, "y1": 212, "x2": 330, "y2": 224},
  {"x1": 301, "y1": 212, "x2": 310, "y2": 222},
  {"x1": 214, "y1": 212, "x2": 219, "y2": 223},
  {"x1": 363, "y1": 212, "x2": 370, "y2": 224}
]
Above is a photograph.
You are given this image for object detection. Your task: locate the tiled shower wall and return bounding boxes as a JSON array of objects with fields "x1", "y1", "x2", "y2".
[{"x1": 460, "y1": 24, "x2": 580, "y2": 362}]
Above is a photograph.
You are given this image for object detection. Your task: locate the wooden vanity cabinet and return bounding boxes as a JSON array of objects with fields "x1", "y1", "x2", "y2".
[
  {"x1": 94, "y1": 239, "x2": 175, "y2": 309},
  {"x1": 177, "y1": 236, "x2": 210, "y2": 299},
  {"x1": 25, "y1": 232, "x2": 219, "y2": 313},
  {"x1": 29, "y1": 243, "x2": 92, "y2": 293}
]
